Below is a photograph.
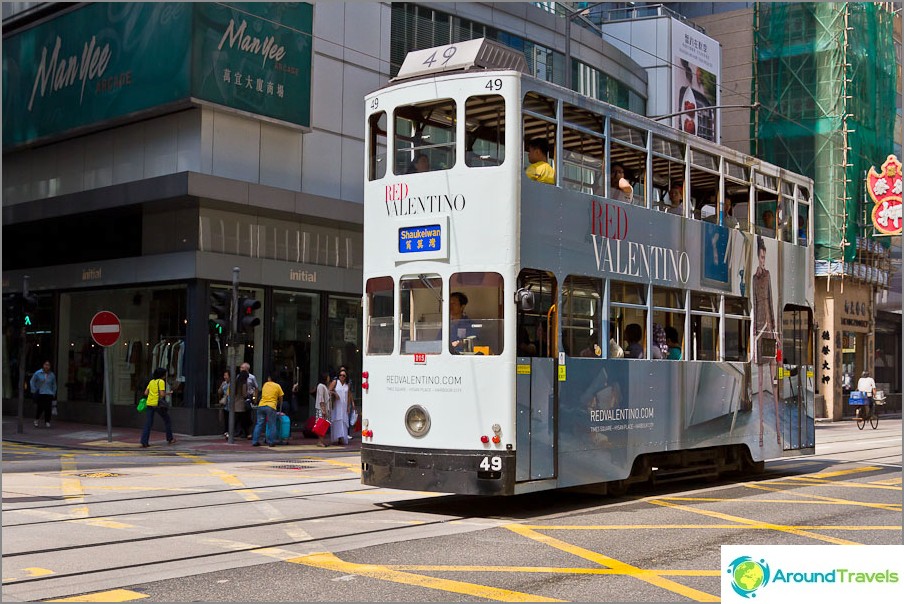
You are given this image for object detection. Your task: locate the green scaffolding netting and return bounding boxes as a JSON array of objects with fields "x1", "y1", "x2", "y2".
[{"x1": 753, "y1": 2, "x2": 897, "y2": 263}]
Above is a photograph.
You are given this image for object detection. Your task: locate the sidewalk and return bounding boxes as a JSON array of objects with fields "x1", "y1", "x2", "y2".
[{"x1": 1, "y1": 418, "x2": 362, "y2": 454}]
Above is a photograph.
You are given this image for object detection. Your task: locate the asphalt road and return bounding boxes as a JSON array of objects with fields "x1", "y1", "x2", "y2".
[{"x1": 2, "y1": 419, "x2": 901, "y2": 603}]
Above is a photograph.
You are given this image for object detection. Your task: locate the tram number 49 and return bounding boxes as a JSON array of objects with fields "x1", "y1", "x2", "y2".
[{"x1": 478, "y1": 456, "x2": 502, "y2": 480}]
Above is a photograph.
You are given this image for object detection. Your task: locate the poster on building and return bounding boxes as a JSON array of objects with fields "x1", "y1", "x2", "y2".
[{"x1": 671, "y1": 20, "x2": 720, "y2": 142}]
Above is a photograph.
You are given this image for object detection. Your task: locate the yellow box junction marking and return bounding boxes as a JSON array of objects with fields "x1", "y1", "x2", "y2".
[
  {"x1": 177, "y1": 452, "x2": 259, "y2": 501},
  {"x1": 48, "y1": 589, "x2": 149, "y2": 602},
  {"x1": 505, "y1": 524, "x2": 720, "y2": 602},
  {"x1": 288, "y1": 552, "x2": 564, "y2": 602}
]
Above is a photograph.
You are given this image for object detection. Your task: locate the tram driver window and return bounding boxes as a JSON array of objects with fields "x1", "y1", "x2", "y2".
[
  {"x1": 394, "y1": 99, "x2": 457, "y2": 175},
  {"x1": 368, "y1": 111, "x2": 387, "y2": 181},
  {"x1": 448, "y1": 272, "x2": 504, "y2": 355},
  {"x1": 465, "y1": 95, "x2": 505, "y2": 168},
  {"x1": 399, "y1": 275, "x2": 443, "y2": 355},
  {"x1": 366, "y1": 277, "x2": 394, "y2": 355}
]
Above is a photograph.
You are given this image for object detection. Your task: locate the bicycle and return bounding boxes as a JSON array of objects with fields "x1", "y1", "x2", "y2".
[{"x1": 855, "y1": 402, "x2": 879, "y2": 430}]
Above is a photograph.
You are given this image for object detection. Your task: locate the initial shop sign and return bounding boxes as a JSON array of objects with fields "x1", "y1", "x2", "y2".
[{"x1": 3, "y1": 2, "x2": 313, "y2": 148}]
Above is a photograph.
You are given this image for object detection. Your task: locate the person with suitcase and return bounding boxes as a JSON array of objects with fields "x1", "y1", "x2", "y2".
[{"x1": 251, "y1": 373, "x2": 283, "y2": 448}]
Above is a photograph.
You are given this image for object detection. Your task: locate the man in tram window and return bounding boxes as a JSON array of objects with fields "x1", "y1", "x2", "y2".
[
  {"x1": 667, "y1": 181, "x2": 685, "y2": 215},
  {"x1": 624, "y1": 323, "x2": 645, "y2": 359},
  {"x1": 525, "y1": 138, "x2": 555, "y2": 184},
  {"x1": 449, "y1": 292, "x2": 477, "y2": 353}
]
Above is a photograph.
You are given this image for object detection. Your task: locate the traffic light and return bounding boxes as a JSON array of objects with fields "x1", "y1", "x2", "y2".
[
  {"x1": 209, "y1": 289, "x2": 232, "y2": 336},
  {"x1": 3, "y1": 293, "x2": 22, "y2": 328},
  {"x1": 21, "y1": 291, "x2": 38, "y2": 328},
  {"x1": 237, "y1": 296, "x2": 261, "y2": 333}
]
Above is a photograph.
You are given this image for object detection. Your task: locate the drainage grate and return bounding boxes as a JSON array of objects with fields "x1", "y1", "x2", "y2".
[
  {"x1": 270, "y1": 464, "x2": 317, "y2": 471},
  {"x1": 74, "y1": 471, "x2": 122, "y2": 478}
]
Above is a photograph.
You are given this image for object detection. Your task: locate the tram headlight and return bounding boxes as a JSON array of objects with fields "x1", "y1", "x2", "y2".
[{"x1": 404, "y1": 405, "x2": 431, "y2": 438}]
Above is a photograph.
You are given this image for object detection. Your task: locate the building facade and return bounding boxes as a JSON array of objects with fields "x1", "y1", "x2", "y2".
[{"x1": 2, "y1": 2, "x2": 649, "y2": 434}]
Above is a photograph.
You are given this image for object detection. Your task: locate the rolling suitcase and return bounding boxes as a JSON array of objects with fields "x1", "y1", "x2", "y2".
[{"x1": 266, "y1": 412, "x2": 292, "y2": 445}]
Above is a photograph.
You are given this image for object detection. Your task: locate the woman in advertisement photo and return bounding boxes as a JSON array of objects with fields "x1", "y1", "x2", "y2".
[{"x1": 752, "y1": 235, "x2": 781, "y2": 447}]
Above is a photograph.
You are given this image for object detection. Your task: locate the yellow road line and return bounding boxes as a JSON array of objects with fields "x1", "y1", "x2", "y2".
[
  {"x1": 648, "y1": 499, "x2": 861, "y2": 545},
  {"x1": 387, "y1": 564, "x2": 720, "y2": 577},
  {"x1": 743, "y1": 483, "x2": 902, "y2": 511},
  {"x1": 774, "y1": 477, "x2": 902, "y2": 491},
  {"x1": 518, "y1": 524, "x2": 901, "y2": 531},
  {"x1": 288, "y1": 551, "x2": 564, "y2": 602},
  {"x1": 801, "y1": 466, "x2": 883, "y2": 479},
  {"x1": 48, "y1": 589, "x2": 149, "y2": 602},
  {"x1": 177, "y1": 453, "x2": 260, "y2": 501},
  {"x1": 504, "y1": 524, "x2": 719, "y2": 602}
]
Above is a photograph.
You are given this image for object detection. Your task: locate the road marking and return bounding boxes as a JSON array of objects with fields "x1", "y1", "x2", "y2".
[
  {"x1": 47, "y1": 589, "x2": 149, "y2": 601},
  {"x1": 744, "y1": 483, "x2": 902, "y2": 512},
  {"x1": 520, "y1": 523, "x2": 899, "y2": 532},
  {"x1": 775, "y1": 477, "x2": 902, "y2": 491},
  {"x1": 648, "y1": 499, "x2": 861, "y2": 545},
  {"x1": 387, "y1": 564, "x2": 720, "y2": 577},
  {"x1": 504, "y1": 524, "x2": 719, "y2": 602},
  {"x1": 177, "y1": 453, "x2": 260, "y2": 501},
  {"x1": 800, "y1": 466, "x2": 883, "y2": 479},
  {"x1": 288, "y1": 552, "x2": 564, "y2": 602}
]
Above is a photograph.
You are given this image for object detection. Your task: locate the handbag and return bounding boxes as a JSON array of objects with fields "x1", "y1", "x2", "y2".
[
  {"x1": 137, "y1": 397, "x2": 148, "y2": 412},
  {"x1": 312, "y1": 417, "x2": 331, "y2": 438},
  {"x1": 349, "y1": 408, "x2": 358, "y2": 427}
]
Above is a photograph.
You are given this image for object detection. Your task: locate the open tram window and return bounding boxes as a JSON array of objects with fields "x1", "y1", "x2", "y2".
[
  {"x1": 724, "y1": 296, "x2": 751, "y2": 362},
  {"x1": 516, "y1": 269, "x2": 557, "y2": 357},
  {"x1": 797, "y1": 185, "x2": 810, "y2": 246},
  {"x1": 465, "y1": 95, "x2": 505, "y2": 168},
  {"x1": 652, "y1": 286, "x2": 686, "y2": 360},
  {"x1": 609, "y1": 121, "x2": 647, "y2": 207},
  {"x1": 690, "y1": 292, "x2": 720, "y2": 361},
  {"x1": 689, "y1": 149, "x2": 719, "y2": 221},
  {"x1": 399, "y1": 274, "x2": 443, "y2": 355},
  {"x1": 522, "y1": 92, "x2": 557, "y2": 186},
  {"x1": 651, "y1": 135, "x2": 685, "y2": 213},
  {"x1": 562, "y1": 276, "x2": 603, "y2": 357},
  {"x1": 562, "y1": 103, "x2": 604, "y2": 194},
  {"x1": 366, "y1": 277, "x2": 394, "y2": 355},
  {"x1": 368, "y1": 111, "x2": 387, "y2": 181},
  {"x1": 394, "y1": 99, "x2": 456, "y2": 175},
  {"x1": 448, "y1": 272, "x2": 504, "y2": 355},
  {"x1": 754, "y1": 172, "x2": 779, "y2": 238},
  {"x1": 610, "y1": 280, "x2": 647, "y2": 359}
]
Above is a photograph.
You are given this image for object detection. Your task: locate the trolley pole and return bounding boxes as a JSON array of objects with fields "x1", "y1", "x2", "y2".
[{"x1": 227, "y1": 267, "x2": 239, "y2": 445}]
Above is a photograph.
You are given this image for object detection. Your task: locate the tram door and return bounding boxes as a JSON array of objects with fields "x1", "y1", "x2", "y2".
[
  {"x1": 780, "y1": 306, "x2": 815, "y2": 449},
  {"x1": 515, "y1": 270, "x2": 557, "y2": 481}
]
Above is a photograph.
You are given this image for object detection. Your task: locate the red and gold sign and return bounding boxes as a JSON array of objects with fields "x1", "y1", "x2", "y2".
[{"x1": 866, "y1": 154, "x2": 903, "y2": 235}]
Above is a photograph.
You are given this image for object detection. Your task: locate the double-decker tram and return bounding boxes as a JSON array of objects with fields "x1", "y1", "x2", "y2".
[{"x1": 360, "y1": 39, "x2": 815, "y2": 496}]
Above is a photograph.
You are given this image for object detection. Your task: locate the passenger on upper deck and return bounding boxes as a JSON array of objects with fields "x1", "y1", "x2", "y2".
[
  {"x1": 525, "y1": 138, "x2": 555, "y2": 184},
  {"x1": 723, "y1": 197, "x2": 740, "y2": 229},
  {"x1": 667, "y1": 181, "x2": 685, "y2": 216},
  {"x1": 409, "y1": 153, "x2": 430, "y2": 174},
  {"x1": 760, "y1": 209, "x2": 775, "y2": 236},
  {"x1": 610, "y1": 163, "x2": 634, "y2": 203}
]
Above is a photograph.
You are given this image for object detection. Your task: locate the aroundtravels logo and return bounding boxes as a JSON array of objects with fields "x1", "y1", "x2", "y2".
[{"x1": 726, "y1": 556, "x2": 771, "y2": 598}]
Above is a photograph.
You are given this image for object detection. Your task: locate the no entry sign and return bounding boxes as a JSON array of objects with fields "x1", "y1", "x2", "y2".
[{"x1": 90, "y1": 311, "x2": 121, "y2": 347}]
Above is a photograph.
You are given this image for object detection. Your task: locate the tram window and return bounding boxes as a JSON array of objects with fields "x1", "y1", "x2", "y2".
[
  {"x1": 465, "y1": 95, "x2": 505, "y2": 168},
  {"x1": 653, "y1": 286, "x2": 685, "y2": 360},
  {"x1": 690, "y1": 293, "x2": 719, "y2": 361},
  {"x1": 516, "y1": 269, "x2": 557, "y2": 357},
  {"x1": 755, "y1": 191, "x2": 778, "y2": 238},
  {"x1": 368, "y1": 111, "x2": 387, "y2": 181},
  {"x1": 689, "y1": 161, "x2": 719, "y2": 221},
  {"x1": 449, "y1": 272, "x2": 504, "y2": 355},
  {"x1": 523, "y1": 91, "x2": 556, "y2": 118},
  {"x1": 725, "y1": 160, "x2": 749, "y2": 182},
  {"x1": 651, "y1": 137, "x2": 685, "y2": 213},
  {"x1": 399, "y1": 274, "x2": 443, "y2": 355},
  {"x1": 394, "y1": 99, "x2": 456, "y2": 175},
  {"x1": 562, "y1": 276, "x2": 603, "y2": 357},
  {"x1": 610, "y1": 280, "x2": 647, "y2": 359},
  {"x1": 797, "y1": 202, "x2": 810, "y2": 246},
  {"x1": 366, "y1": 277, "x2": 394, "y2": 355},
  {"x1": 523, "y1": 93, "x2": 557, "y2": 185},
  {"x1": 609, "y1": 142, "x2": 646, "y2": 207},
  {"x1": 724, "y1": 296, "x2": 751, "y2": 362},
  {"x1": 562, "y1": 127, "x2": 603, "y2": 194}
]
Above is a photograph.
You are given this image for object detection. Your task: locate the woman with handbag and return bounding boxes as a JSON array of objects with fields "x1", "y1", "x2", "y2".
[
  {"x1": 314, "y1": 371, "x2": 332, "y2": 447},
  {"x1": 140, "y1": 367, "x2": 174, "y2": 448},
  {"x1": 331, "y1": 370, "x2": 354, "y2": 446}
]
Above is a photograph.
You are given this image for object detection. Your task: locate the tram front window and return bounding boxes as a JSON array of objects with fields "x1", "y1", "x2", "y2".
[
  {"x1": 395, "y1": 99, "x2": 457, "y2": 174},
  {"x1": 449, "y1": 272, "x2": 504, "y2": 355},
  {"x1": 400, "y1": 275, "x2": 443, "y2": 355}
]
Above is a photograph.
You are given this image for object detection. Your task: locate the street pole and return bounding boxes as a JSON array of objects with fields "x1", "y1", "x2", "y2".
[
  {"x1": 16, "y1": 275, "x2": 29, "y2": 434},
  {"x1": 227, "y1": 267, "x2": 239, "y2": 445},
  {"x1": 104, "y1": 345, "x2": 113, "y2": 442}
]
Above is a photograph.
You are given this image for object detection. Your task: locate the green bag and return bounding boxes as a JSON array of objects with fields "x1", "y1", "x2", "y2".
[{"x1": 137, "y1": 397, "x2": 148, "y2": 412}]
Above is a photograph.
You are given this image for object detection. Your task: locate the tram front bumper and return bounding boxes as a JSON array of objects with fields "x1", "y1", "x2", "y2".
[{"x1": 361, "y1": 444, "x2": 516, "y2": 496}]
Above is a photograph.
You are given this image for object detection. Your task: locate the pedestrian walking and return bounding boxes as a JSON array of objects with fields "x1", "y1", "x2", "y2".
[
  {"x1": 330, "y1": 369, "x2": 354, "y2": 446},
  {"x1": 30, "y1": 360, "x2": 57, "y2": 428},
  {"x1": 140, "y1": 367, "x2": 175, "y2": 448}
]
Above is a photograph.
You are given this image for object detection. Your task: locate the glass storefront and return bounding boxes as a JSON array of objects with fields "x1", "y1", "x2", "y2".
[
  {"x1": 326, "y1": 294, "x2": 362, "y2": 398},
  {"x1": 270, "y1": 290, "x2": 320, "y2": 419}
]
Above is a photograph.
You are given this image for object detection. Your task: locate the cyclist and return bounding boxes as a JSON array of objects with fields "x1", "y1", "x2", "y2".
[{"x1": 855, "y1": 370, "x2": 877, "y2": 420}]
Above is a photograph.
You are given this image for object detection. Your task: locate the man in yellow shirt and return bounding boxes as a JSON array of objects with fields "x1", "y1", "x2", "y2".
[
  {"x1": 525, "y1": 138, "x2": 555, "y2": 184},
  {"x1": 252, "y1": 374, "x2": 284, "y2": 447}
]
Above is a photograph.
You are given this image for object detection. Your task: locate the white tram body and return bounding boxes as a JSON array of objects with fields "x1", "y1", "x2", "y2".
[{"x1": 360, "y1": 40, "x2": 815, "y2": 496}]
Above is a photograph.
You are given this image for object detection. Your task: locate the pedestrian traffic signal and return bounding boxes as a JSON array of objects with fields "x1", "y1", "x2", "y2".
[
  {"x1": 209, "y1": 289, "x2": 231, "y2": 336},
  {"x1": 237, "y1": 296, "x2": 261, "y2": 333},
  {"x1": 3, "y1": 293, "x2": 22, "y2": 328},
  {"x1": 21, "y1": 290, "x2": 38, "y2": 327}
]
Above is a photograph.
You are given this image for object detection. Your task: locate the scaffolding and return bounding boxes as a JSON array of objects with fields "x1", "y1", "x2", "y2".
[{"x1": 753, "y1": 3, "x2": 896, "y2": 286}]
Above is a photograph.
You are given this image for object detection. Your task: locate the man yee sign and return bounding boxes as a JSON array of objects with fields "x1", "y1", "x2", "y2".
[{"x1": 2, "y1": 2, "x2": 312, "y2": 149}]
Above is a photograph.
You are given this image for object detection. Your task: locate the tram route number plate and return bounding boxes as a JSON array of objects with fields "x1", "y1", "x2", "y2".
[{"x1": 478, "y1": 455, "x2": 502, "y2": 480}]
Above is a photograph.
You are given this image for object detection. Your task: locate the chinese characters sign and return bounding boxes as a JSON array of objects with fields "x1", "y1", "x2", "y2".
[
  {"x1": 399, "y1": 225, "x2": 442, "y2": 254},
  {"x1": 2, "y1": 2, "x2": 312, "y2": 149},
  {"x1": 867, "y1": 154, "x2": 903, "y2": 235}
]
